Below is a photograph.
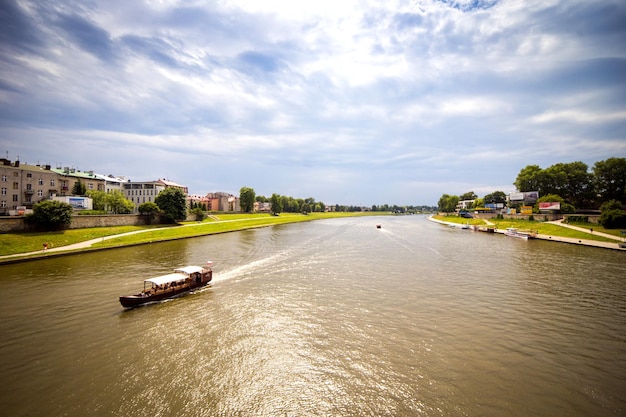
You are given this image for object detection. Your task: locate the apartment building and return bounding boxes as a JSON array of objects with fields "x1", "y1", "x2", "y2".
[
  {"x1": 206, "y1": 192, "x2": 240, "y2": 212},
  {"x1": 1, "y1": 157, "x2": 199, "y2": 215},
  {"x1": 122, "y1": 181, "x2": 166, "y2": 212},
  {"x1": 50, "y1": 166, "x2": 105, "y2": 194},
  {"x1": 0, "y1": 159, "x2": 104, "y2": 215}
]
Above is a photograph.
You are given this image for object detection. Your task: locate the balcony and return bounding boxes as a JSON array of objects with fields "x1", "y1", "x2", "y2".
[{"x1": 24, "y1": 189, "x2": 34, "y2": 195}]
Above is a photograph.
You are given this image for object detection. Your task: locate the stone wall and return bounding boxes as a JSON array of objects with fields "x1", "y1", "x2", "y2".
[{"x1": 0, "y1": 214, "x2": 155, "y2": 233}]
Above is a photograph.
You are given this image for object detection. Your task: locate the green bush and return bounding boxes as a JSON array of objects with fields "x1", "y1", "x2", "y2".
[
  {"x1": 25, "y1": 200, "x2": 73, "y2": 230},
  {"x1": 598, "y1": 209, "x2": 626, "y2": 229},
  {"x1": 565, "y1": 216, "x2": 589, "y2": 223}
]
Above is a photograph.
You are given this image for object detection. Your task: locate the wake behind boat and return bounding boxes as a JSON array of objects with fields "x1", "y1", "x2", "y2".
[{"x1": 119, "y1": 262, "x2": 213, "y2": 308}]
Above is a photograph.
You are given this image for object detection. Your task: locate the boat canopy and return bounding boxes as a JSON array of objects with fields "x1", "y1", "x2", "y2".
[
  {"x1": 145, "y1": 273, "x2": 189, "y2": 286},
  {"x1": 175, "y1": 265, "x2": 206, "y2": 274}
]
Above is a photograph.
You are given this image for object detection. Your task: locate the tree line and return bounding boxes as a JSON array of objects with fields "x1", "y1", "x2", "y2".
[
  {"x1": 513, "y1": 158, "x2": 626, "y2": 208},
  {"x1": 240, "y1": 187, "x2": 326, "y2": 215},
  {"x1": 437, "y1": 157, "x2": 626, "y2": 228}
]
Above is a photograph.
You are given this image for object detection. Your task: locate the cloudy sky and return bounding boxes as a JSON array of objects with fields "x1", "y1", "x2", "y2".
[{"x1": 1, "y1": 0, "x2": 625, "y2": 206}]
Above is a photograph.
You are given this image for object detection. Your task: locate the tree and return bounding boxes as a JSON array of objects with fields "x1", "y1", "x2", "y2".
[
  {"x1": 545, "y1": 162, "x2": 594, "y2": 208},
  {"x1": 515, "y1": 162, "x2": 595, "y2": 207},
  {"x1": 437, "y1": 194, "x2": 459, "y2": 213},
  {"x1": 72, "y1": 179, "x2": 87, "y2": 196},
  {"x1": 514, "y1": 165, "x2": 543, "y2": 192},
  {"x1": 301, "y1": 202, "x2": 311, "y2": 214},
  {"x1": 138, "y1": 202, "x2": 160, "y2": 224},
  {"x1": 239, "y1": 186, "x2": 256, "y2": 213},
  {"x1": 459, "y1": 191, "x2": 477, "y2": 201},
  {"x1": 270, "y1": 193, "x2": 282, "y2": 215},
  {"x1": 155, "y1": 187, "x2": 187, "y2": 222},
  {"x1": 593, "y1": 157, "x2": 626, "y2": 204},
  {"x1": 598, "y1": 200, "x2": 626, "y2": 228},
  {"x1": 26, "y1": 200, "x2": 73, "y2": 230},
  {"x1": 483, "y1": 191, "x2": 507, "y2": 205},
  {"x1": 190, "y1": 207, "x2": 206, "y2": 221},
  {"x1": 86, "y1": 190, "x2": 107, "y2": 211},
  {"x1": 106, "y1": 190, "x2": 134, "y2": 214}
]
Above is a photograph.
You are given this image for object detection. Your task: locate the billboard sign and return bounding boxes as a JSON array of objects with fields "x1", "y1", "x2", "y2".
[
  {"x1": 69, "y1": 197, "x2": 87, "y2": 209},
  {"x1": 539, "y1": 202, "x2": 561, "y2": 211},
  {"x1": 521, "y1": 206, "x2": 533, "y2": 214},
  {"x1": 509, "y1": 191, "x2": 539, "y2": 203}
]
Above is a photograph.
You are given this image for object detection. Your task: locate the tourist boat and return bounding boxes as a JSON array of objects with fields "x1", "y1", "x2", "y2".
[
  {"x1": 119, "y1": 262, "x2": 213, "y2": 308},
  {"x1": 504, "y1": 228, "x2": 535, "y2": 240}
]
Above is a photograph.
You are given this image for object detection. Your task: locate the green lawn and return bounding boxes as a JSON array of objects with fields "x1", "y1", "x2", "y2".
[
  {"x1": 432, "y1": 215, "x2": 618, "y2": 243},
  {"x1": 0, "y1": 225, "x2": 168, "y2": 256},
  {"x1": 1, "y1": 212, "x2": 391, "y2": 257}
]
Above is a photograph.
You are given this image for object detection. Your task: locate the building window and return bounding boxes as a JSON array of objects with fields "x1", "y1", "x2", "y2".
[
  {"x1": 0, "y1": 200, "x2": 5, "y2": 208},
  {"x1": 12, "y1": 194, "x2": 18, "y2": 202},
  {"x1": 50, "y1": 179, "x2": 55, "y2": 186},
  {"x1": 26, "y1": 173, "x2": 32, "y2": 178},
  {"x1": 38, "y1": 178, "x2": 44, "y2": 185},
  {"x1": 88, "y1": 183, "x2": 93, "y2": 190},
  {"x1": 26, "y1": 184, "x2": 32, "y2": 190},
  {"x1": 13, "y1": 182, "x2": 19, "y2": 189},
  {"x1": 13, "y1": 172, "x2": 19, "y2": 177},
  {"x1": 1, "y1": 175, "x2": 6, "y2": 182},
  {"x1": 37, "y1": 190, "x2": 43, "y2": 197}
]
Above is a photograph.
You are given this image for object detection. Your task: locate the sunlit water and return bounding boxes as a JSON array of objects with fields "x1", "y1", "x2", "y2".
[{"x1": 0, "y1": 216, "x2": 624, "y2": 416}]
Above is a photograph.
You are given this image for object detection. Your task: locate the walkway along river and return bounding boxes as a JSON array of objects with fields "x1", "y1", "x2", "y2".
[{"x1": 0, "y1": 215, "x2": 624, "y2": 416}]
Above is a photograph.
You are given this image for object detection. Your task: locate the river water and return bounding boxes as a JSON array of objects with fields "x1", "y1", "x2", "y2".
[{"x1": 0, "y1": 215, "x2": 624, "y2": 416}]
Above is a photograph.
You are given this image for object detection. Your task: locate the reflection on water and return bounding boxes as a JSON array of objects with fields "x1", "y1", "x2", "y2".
[{"x1": 0, "y1": 216, "x2": 624, "y2": 416}]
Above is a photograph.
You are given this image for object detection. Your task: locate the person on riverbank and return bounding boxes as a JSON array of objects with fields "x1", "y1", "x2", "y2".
[{"x1": 42, "y1": 242, "x2": 48, "y2": 252}]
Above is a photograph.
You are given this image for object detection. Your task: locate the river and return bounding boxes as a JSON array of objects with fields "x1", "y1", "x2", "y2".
[{"x1": 0, "y1": 215, "x2": 624, "y2": 416}]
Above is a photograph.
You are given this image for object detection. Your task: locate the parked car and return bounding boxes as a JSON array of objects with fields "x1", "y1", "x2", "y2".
[{"x1": 459, "y1": 210, "x2": 473, "y2": 218}]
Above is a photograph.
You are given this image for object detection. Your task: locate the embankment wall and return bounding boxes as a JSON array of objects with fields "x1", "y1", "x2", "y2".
[{"x1": 0, "y1": 215, "x2": 156, "y2": 233}]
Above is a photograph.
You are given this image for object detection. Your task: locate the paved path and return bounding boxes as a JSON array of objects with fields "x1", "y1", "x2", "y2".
[
  {"x1": 0, "y1": 217, "x2": 283, "y2": 262},
  {"x1": 0, "y1": 228, "x2": 161, "y2": 261}
]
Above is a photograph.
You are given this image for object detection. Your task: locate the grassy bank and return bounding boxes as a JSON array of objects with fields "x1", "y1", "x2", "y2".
[
  {"x1": 0, "y1": 225, "x2": 170, "y2": 256},
  {"x1": 1, "y1": 211, "x2": 389, "y2": 257},
  {"x1": 432, "y1": 214, "x2": 617, "y2": 243}
]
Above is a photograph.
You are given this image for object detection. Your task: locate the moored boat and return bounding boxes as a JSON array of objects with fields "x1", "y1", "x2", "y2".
[
  {"x1": 504, "y1": 228, "x2": 536, "y2": 240},
  {"x1": 119, "y1": 262, "x2": 213, "y2": 308}
]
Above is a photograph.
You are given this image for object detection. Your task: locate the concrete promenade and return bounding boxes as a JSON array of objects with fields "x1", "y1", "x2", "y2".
[{"x1": 428, "y1": 216, "x2": 626, "y2": 251}]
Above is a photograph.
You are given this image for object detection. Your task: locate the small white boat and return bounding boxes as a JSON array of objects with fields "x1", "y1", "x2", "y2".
[{"x1": 504, "y1": 228, "x2": 535, "y2": 240}]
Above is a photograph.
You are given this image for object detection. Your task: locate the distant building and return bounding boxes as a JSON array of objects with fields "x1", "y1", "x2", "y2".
[
  {"x1": 95, "y1": 173, "x2": 128, "y2": 194},
  {"x1": 123, "y1": 181, "x2": 166, "y2": 212},
  {"x1": 157, "y1": 179, "x2": 188, "y2": 195},
  {"x1": 508, "y1": 191, "x2": 539, "y2": 205},
  {"x1": 123, "y1": 179, "x2": 191, "y2": 212},
  {"x1": 187, "y1": 194, "x2": 209, "y2": 209},
  {"x1": 456, "y1": 199, "x2": 475, "y2": 211},
  {"x1": 0, "y1": 158, "x2": 104, "y2": 215},
  {"x1": 206, "y1": 192, "x2": 240, "y2": 212}
]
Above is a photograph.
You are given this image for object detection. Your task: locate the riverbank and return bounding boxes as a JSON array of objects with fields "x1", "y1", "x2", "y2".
[
  {"x1": 428, "y1": 216, "x2": 626, "y2": 251},
  {"x1": 0, "y1": 212, "x2": 393, "y2": 264}
]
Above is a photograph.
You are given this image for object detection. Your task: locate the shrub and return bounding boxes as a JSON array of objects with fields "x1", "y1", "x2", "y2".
[
  {"x1": 25, "y1": 200, "x2": 73, "y2": 230},
  {"x1": 190, "y1": 207, "x2": 206, "y2": 221},
  {"x1": 565, "y1": 216, "x2": 589, "y2": 223},
  {"x1": 598, "y1": 209, "x2": 626, "y2": 229}
]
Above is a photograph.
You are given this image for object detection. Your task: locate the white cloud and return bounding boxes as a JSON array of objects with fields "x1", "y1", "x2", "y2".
[{"x1": 1, "y1": 0, "x2": 624, "y2": 205}]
